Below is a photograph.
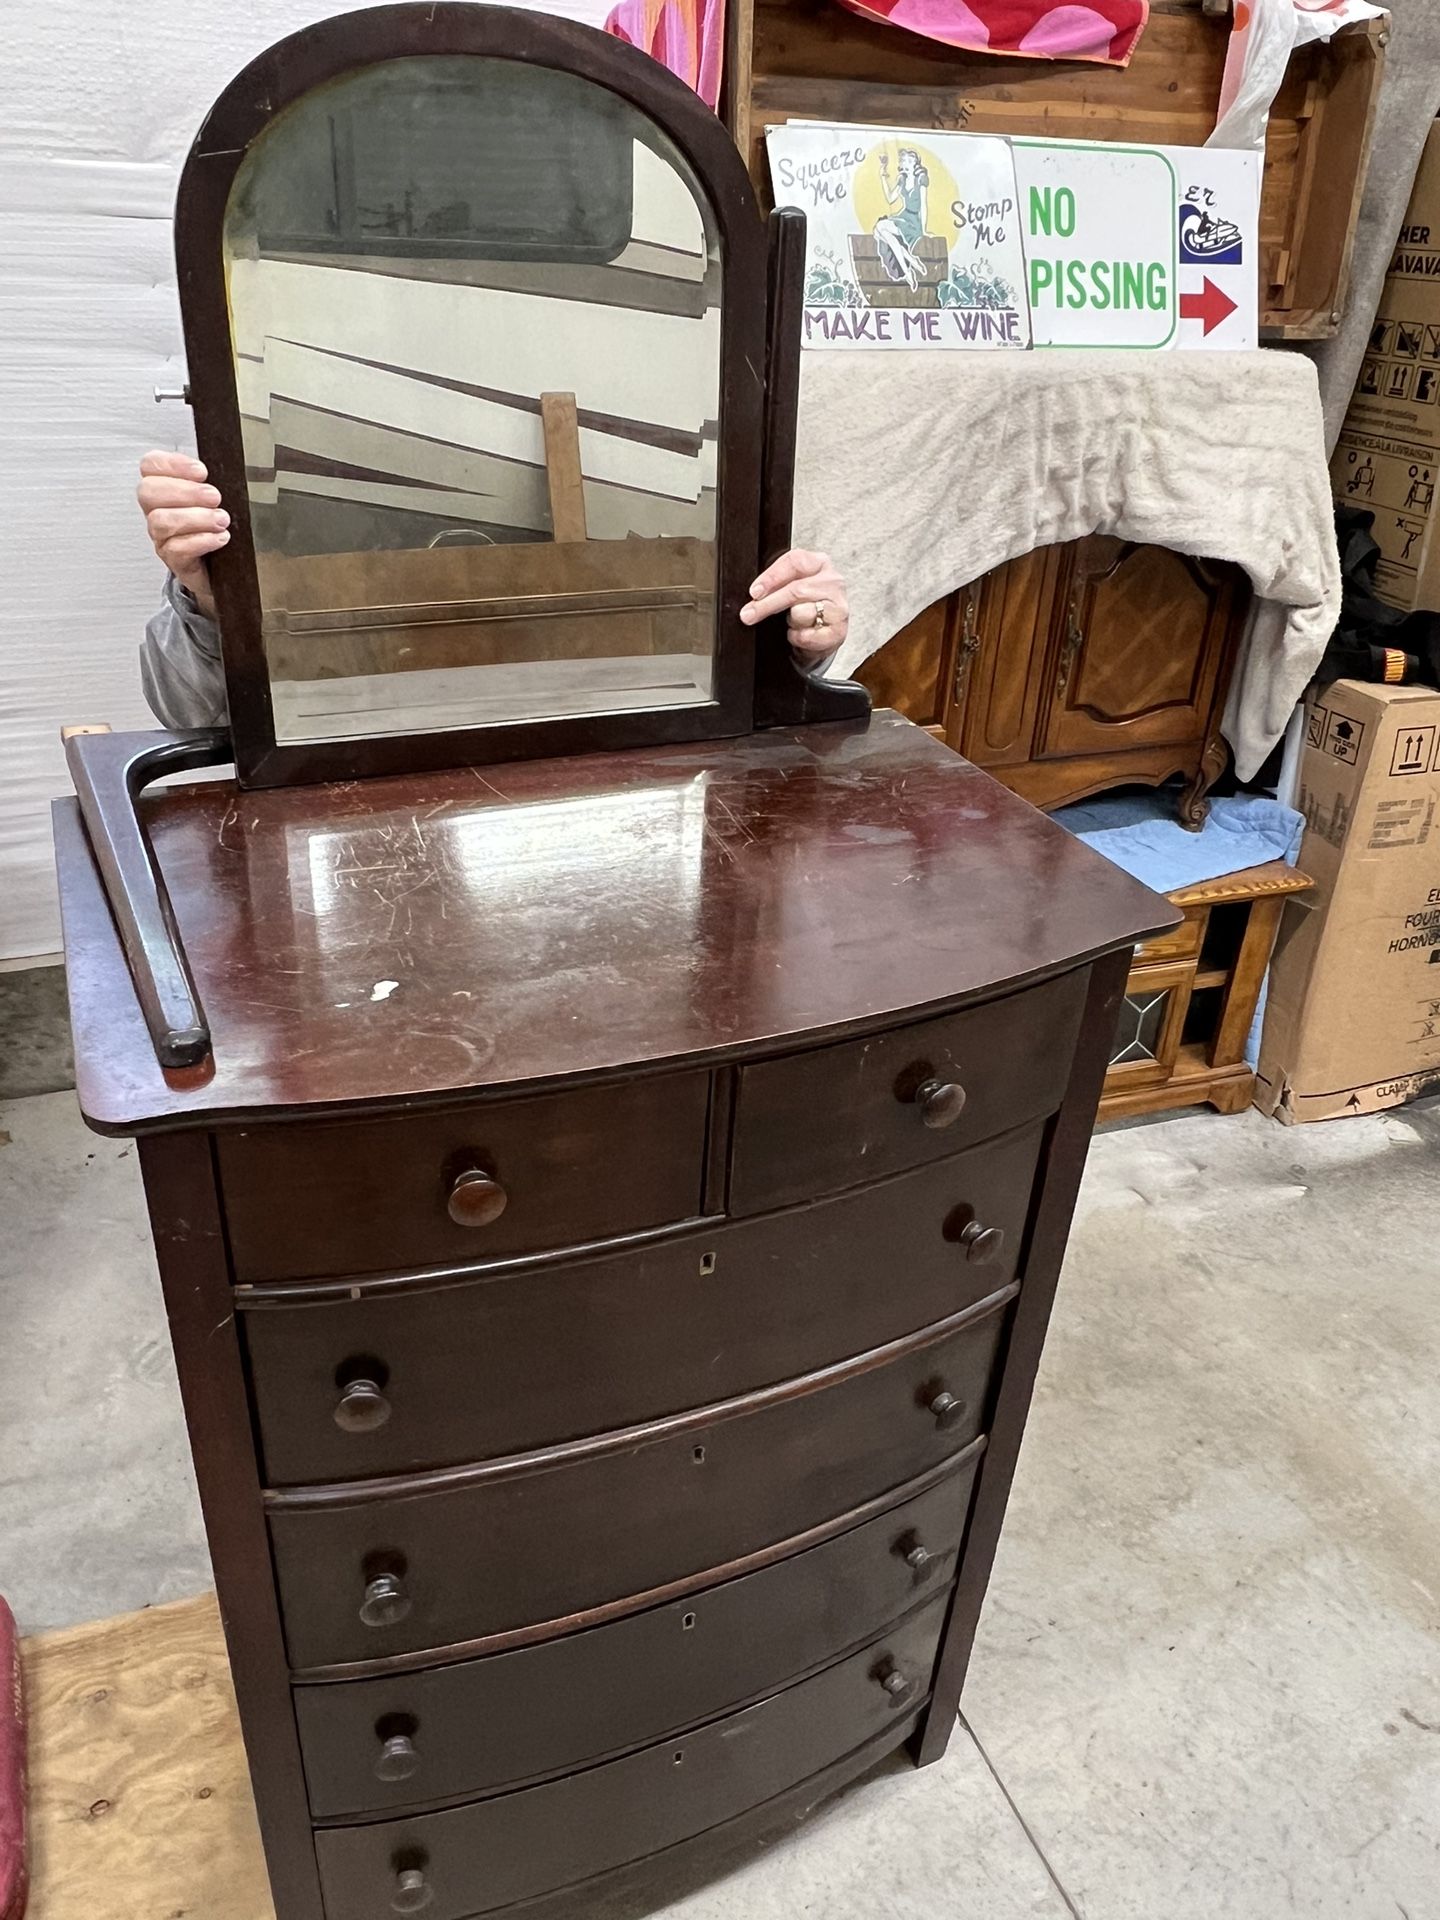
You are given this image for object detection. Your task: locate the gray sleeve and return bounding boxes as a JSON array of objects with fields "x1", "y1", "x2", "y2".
[{"x1": 139, "y1": 574, "x2": 230, "y2": 729}]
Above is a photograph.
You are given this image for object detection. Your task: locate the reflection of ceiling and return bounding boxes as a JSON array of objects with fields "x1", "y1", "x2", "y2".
[{"x1": 231, "y1": 141, "x2": 721, "y2": 545}]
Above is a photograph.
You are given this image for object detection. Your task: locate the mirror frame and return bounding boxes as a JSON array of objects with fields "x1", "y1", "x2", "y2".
[{"x1": 176, "y1": 3, "x2": 775, "y2": 789}]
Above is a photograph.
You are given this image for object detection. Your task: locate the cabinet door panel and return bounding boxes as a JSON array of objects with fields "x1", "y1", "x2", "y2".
[
  {"x1": 953, "y1": 549, "x2": 1056, "y2": 767},
  {"x1": 855, "y1": 599, "x2": 956, "y2": 728},
  {"x1": 1040, "y1": 539, "x2": 1241, "y2": 759}
]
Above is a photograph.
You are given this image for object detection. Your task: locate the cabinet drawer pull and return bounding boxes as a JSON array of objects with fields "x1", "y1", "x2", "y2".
[
  {"x1": 447, "y1": 1169, "x2": 509, "y2": 1228},
  {"x1": 375, "y1": 1733, "x2": 420, "y2": 1784},
  {"x1": 914, "y1": 1078, "x2": 966, "y2": 1129},
  {"x1": 958, "y1": 1221, "x2": 1005, "y2": 1266},
  {"x1": 874, "y1": 1657, "x2": 913, "y2": 1704},
  {"x1": 360, "y1": 1573, "x2": 412, "y2": 1630},
  {"x1": 897, "y1": 1531, "x2": 936, "y2": 1575},
  {"x1": 927, "y1": 1389, "x2": 965, "y2": 1431},
  {"x1": 392, "y1": 1865, "x2": 434, "y2": 1913},
  {"x1": 334, "y1": 1377, "x2": 392, "y2": 1434}
]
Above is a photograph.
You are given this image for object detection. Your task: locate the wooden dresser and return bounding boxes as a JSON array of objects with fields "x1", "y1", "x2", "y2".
[
  {"x1": 57, "y1": 16, "x2": 1170, "y2": 1913},
  {"x1": 56, "y1": 714, "x2": 1169, "y2": 1920}
]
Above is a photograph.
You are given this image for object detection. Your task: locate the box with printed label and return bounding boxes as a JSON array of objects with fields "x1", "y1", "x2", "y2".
[
  {"x1": 1256, "y1": 680, "x2": 1440, "y2": 1124},
  {"x1": 1331, "y1": 120, "x2": 1440, "y2": 611}
]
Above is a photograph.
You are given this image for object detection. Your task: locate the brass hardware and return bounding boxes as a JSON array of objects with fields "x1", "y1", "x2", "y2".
[
  {"x1": 952, "y1": 593, "x2": 980, "y2": 703},
  {"x1": 1056, "y1": 597, "x2": 1085, "y2": 696}
]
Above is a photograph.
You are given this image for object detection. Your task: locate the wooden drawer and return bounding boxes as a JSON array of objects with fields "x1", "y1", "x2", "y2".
[
  {"x1": 729, "y1": 973, "x2": 1083, "y2": 1214},
  {"x1": 295, "y1": 1464, "x2": 976, "y2": 1818},
  {"x1": 244, "y1": 1122, "x2": 1042, "y2": 1485},
  {"x1": 1135, "y1": 906, "x2": 1202, "y2": 965},
  {"x1": 312, "y1": 1595, "x2": 948, "y2": 1919},
  {"x1": 268, "y1": 1299, "x2": 1010, "y2": 1671},
  {"x1": 217, "y1": 1073, "x2": 711, "y2": 1284}
]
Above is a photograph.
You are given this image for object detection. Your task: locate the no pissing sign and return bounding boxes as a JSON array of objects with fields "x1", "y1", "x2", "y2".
[{"x1": 1011, "y1": 138, "x2": 1258, "y2": 350}]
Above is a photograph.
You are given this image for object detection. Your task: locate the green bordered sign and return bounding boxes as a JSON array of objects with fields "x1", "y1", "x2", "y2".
[{"x1": 1013, "y1": 141, "x2": 1178, "y2": 349}]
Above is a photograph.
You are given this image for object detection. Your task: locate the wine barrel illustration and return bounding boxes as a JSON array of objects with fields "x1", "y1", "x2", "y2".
[{"x1": 848, "y1": 234, "x2": 949, "y2": 310}]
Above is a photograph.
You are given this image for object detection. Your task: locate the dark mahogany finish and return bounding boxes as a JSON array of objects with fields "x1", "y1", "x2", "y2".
[
  {"x1": 312, "y1": 1598, "x2": 950, "y2": 1920},
  {"x1": 218, "y1": 1073, "x2": 712, "y2": 1282},
  {"x1": 57, "y1": 715, "x2": 1166, "y2": 1134},
  {"x1": 58, "y1": 15, "x2": 1174, "y2": 1914},
  {"x1": 57, "y1": 697, "x2": 1171, "y2": 1919},
  {"x1": 266, "y1": 1300, "x2": 1011, "y2": 1672},
  {"x1": 240, "y1": 1124, "x2": 1041, "y2": 1483},
  {"x1": 294, "y1": 1464, "x2": 977, "y2": 1817}
]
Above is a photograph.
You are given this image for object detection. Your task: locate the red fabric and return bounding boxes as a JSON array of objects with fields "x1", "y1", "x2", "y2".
[
  {"x1": 0, "y1": 1599, "x2": 25, "y2": 1920},
  {"x1": 831, "y1": 0, "x2": 1149, "y2": 67}
]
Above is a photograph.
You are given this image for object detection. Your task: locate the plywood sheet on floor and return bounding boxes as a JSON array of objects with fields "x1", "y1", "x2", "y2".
[{"x1": 23, "y1": 1593, "x2": 273, "y2": 1920}]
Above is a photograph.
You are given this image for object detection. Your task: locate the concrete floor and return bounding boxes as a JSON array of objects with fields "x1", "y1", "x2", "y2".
[{"x1": 1, "y1": 1088, "x2": 1437, "y2": 1919}]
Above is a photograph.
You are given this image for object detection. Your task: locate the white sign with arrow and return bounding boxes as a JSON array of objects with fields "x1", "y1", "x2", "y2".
[{"x1": 1012, "y1": 138, "x2": 1259, "y2": 351}]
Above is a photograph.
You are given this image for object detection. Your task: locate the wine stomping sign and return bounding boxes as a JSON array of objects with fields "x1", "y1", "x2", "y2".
[{"x1": 765, "y1": 125, "x2": 1260, "y2": 353}]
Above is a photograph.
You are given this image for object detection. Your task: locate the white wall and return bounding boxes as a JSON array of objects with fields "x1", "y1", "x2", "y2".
[{"x1": 0, "y1": 0, "x2": 611, "y2": 963}]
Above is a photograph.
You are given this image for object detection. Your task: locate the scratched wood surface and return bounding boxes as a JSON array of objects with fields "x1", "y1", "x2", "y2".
[{"x1": 23, "y1": 1593, "x2": 274, "y2": 1920}]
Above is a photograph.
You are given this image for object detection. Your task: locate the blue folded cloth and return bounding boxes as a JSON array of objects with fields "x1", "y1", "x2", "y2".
[{"x1": 1052, "y1": 791, "x2": 1304, "y2": 895}]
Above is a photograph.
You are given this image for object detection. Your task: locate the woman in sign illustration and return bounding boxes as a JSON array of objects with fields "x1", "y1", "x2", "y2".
[{"x1": 874, "y1": 147, "x2": 929, "y2": 291}]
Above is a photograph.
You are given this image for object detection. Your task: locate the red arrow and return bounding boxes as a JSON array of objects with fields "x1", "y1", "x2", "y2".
[{"x1": 1180, "y1": 277, "x2": 1238, "y2": 336}]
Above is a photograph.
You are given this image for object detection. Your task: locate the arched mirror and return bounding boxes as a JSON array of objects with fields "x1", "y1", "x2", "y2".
[{"x1": 173, "y1": 4, "x2": 805, "y2": 786}]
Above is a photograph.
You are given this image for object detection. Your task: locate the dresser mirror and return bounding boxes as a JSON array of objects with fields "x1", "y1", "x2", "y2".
[
  {"x1": 66, "y1": 5, "x2": 868, "y2": 1069},
  {"x1": 226, "y1": 56, "x2": 724, "y2": 749}
]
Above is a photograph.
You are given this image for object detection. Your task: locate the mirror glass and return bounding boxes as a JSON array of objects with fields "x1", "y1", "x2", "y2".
[{"x1": 223, "y1": 56, "x2": 722, "y2": 744}]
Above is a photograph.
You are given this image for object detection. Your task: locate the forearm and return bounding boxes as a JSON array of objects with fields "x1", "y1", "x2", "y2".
[{"x1": 139, "y1": 573, "x2": 229, "y2": 729}]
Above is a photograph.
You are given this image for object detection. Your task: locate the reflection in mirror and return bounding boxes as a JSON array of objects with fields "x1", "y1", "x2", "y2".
[{"x1": 224, "y1": 57, "x2": 722, "y2": 743}]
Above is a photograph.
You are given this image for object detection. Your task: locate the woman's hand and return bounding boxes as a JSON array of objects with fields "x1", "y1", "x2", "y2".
[
  {"x1": 740, "y1": 549, "x2": 850, "y2": 661},
  {"x1": 136, "y1": 451, "x2": 230, "y2": 618}
]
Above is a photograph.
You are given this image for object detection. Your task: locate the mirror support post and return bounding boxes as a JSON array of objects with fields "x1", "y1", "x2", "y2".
[{"x1": 753, "y1": 207, "x2": 870, "y2": 730}]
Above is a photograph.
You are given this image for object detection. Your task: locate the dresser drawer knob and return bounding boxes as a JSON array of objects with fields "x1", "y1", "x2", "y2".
[
  {"x1": 927, "y1": 1389, "x2": 965, "y2": 1431},
  {"x1": 447, "y1": 1169, "x2": 508, "y2": 1228},
  {"x1": 360, "y1": 1573, "x2": 412, "y2": 1630},
  {"x1": 392, "y1": 1866, "x2": 434, "y2": 1913},
  {"x1": 873, "y1": 1658, "x2": 913, "y2": 1704},
  {"x1": 914, "y1": 1078, "x2": 966, "y2": 1129},
  {"x1": 959, "y1": 1221, "x2": 1005, "y2": 1265},
  {"x1": 898, "y1": 1532, "x2": 936, "y2": 1574},
  {"x1": 335, "y1": 1377, "x2": 392, "y2": 1434},
  {"x1": 375, "y1": 1733, "x2": 420, "y2": 1783}
]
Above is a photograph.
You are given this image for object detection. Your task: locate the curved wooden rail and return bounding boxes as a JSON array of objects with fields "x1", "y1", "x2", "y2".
[{"x1": 64, "y1": 727, "x2": 233, "y2": 1069}]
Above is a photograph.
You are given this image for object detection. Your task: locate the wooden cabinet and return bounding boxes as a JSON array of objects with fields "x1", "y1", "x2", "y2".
[
  {"x1": 55, "y1": 715, "x2": 1171, "y2": 1920},
  {"x1": 861, "y1": 537, "x2": 1251, "y2": 824}
]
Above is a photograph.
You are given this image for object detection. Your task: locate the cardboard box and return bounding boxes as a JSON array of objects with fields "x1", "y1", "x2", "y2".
[
  {"x1": 1330, "y1": 119, "x2": 1440, "y2": 611},
  {"x1": 1256, "y1": 680, "x2": 1440, "y2": 1124}
]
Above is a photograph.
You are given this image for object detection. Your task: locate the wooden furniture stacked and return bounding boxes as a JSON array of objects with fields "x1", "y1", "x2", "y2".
[
  {"x1": 1100, "y1": 858, "x2": 1313, "y2": 1121},
  {"x1": 856, "y1": 535, "x2": 1252, "y2": 824},
  {"x1": 56, "y1": 12, "x2": 1172, "y2": 1918},
  {"x1": 724, "y1": 0, "x2": 1386, "y2": 342}
]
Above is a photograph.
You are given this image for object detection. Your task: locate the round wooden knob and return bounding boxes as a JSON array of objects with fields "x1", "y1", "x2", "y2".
[
  {"x1": 874, "y1": 1659, "x2": 912, "y2": 1703},
  {"x1": 898, "y1": 1532, "x2": 935, "y2": 1574},
  {"x1": 447, "y1": 1169, "x2": 508, "y2": 1228},
  {"x1": 334, "y1": 1378, "x2": 392, "y2": 1434},
  {"x1": 375, "y1": 1734, "x2": 420, "y2": 1784},
  {"x1": 914, "y1": 1078, "x2": 966, "y2": 1129},
  {"x1": 928, "y1": 1389, "x2": 965, "y2": 1431},
  {"x1": 959, "y1": 1221, "x2": 1005, "y2": 1266},
  {"x1": 392, "y1": 1867, "x2": 434, "y2": 1914},
  {"x1": 360, "y1": 1573, "x2": 412, "y2": 1630}
]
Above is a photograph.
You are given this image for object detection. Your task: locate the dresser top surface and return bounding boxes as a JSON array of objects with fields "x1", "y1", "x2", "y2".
[{"x1": 57, "y1": 711, "x2": 1171, "y2": 1132}]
